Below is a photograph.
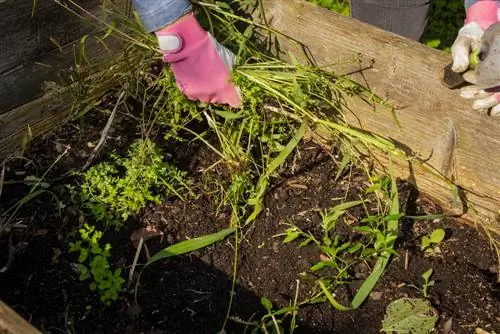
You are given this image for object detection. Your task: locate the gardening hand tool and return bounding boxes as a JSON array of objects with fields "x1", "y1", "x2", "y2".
[{"x1": 155, "y1": 12, "x2": 241, "y2": 108}]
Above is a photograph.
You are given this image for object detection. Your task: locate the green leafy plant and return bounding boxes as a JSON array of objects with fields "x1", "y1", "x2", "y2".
[
  {"x1": 381, "y1": 298, "x2": 439, "y2": 334},
  {"x1": 77, "y1": 138, "x2": 192, "y2": 228},
  {"x1": 421, "y1": 228, "x2": 445, "y2": 253},
  {"x1": 421, "y1": 268, "x2": 435, "y2": 298},
  {"x1": 69, "y1": 223, "x2": 125, "y2": 305},
  {"x1": 230, "y1": 296, "x2": 299, "y2": 334},
  {"x1": 404, "y1": 268, "x2": 436, "y2": 299},
  {"x1": 279, "y1": 169, "x2": 402, "y2": 311},
  {"x1": 281, "y1": 199, "x2": 365, "y2": 283}
]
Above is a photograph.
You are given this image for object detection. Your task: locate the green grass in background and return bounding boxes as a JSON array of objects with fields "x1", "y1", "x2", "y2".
[{"x1": 308, "y1": 0, "x2": 465, "y2": 52}]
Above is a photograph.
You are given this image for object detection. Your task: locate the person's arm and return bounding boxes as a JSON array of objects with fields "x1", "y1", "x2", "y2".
[
  {"x1": 131, "y1": 0, "x2": 192, "y2": 32},
  {"x1": 131, "y1": 1, "x2": 241, "y2": 107}
]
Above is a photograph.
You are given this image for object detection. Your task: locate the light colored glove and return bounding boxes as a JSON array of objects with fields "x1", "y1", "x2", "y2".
[
  {"x1": 451, "y1": 1, "x2": 498, "y2": 72},
  {"x1": 155, "y1": 13, "x2": 241, "y2": 108},
  {"x1": 451, "y1": 1, "x2": 500, "y2": 115},
  {"x1": 459, "y1": 22, "x2": 500, "y2": 116}
]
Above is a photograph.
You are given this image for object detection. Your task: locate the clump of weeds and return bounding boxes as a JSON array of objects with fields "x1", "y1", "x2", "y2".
[
  {"x1": 72, "y1": 138, "x2": 193, "y2": 230},
  {"x1": 279, "y1": 171, "x2": 402, "y2": 310},
  {"x1": 69, "y1": 223, "x2": 126, "y2": 305}
]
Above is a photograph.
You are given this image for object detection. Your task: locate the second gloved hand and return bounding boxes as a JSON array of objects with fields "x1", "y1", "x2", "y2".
[
  {"x1": 155, "y1": 12, "x2": 241, "y2": 108},
  {"x1": 459, "y1": 22, "x2": 500, "y2": 116},
  {"x1": 451, "y1": 1, "x2": 500, "y2": 115}
]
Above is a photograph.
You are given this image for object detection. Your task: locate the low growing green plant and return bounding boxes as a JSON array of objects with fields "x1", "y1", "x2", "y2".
[
  {"x1": 230, "y1": 296, "x2": 299, "y2": 334},
  {"x1": 402, "y1": 268, "x2": 436, "y2": 300},
  {"x1": 279, "y1": 171, "x2": 402, "y2": 310},
  {"x1": 421, "y1": 228, "x2": 445, "y2": 253},
  {"x1": 281, "y1": 199, "x2": 366, "y2": 284},
  {"x1": 421, "y1": 268, "x2": 435, "y2": 298},
  {"x1": 77, "y1": 138, "x2": 192, "y2": 228},
  {"x1": 69, "y1": 223, "x2": 125, "y2": 305}
]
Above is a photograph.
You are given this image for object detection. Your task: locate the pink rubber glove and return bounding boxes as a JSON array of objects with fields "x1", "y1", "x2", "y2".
[{"x1": 155, "y1": 13, "x2": 241, "y2": 107}]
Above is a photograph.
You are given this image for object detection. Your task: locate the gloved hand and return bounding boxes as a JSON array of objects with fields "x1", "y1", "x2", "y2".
[
  {"x1": 155, "y1": 12, "x2": 241, "y2": 108},
  {"x1": 451, "y1": 1, "x2": 500, "y2": 115}
]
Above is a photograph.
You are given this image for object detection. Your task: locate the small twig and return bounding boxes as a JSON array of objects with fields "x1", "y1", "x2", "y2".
[
  {"x1": 129, "y1": 237, "x2": 144, "y2": 285},
  {"x1": 404, "y1": 249, "x2": 409, "y2": 270},
  {"x1": 0, "y1": 233, "x2": 15, "y2": 273},
  {"x1": 82, "y1": 91, "x2": 125, "y2": 170}
]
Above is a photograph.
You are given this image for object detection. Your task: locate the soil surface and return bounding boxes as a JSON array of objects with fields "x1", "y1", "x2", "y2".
[{"x1": 1, "y1": 106, "x2": 499, "y2": 334}]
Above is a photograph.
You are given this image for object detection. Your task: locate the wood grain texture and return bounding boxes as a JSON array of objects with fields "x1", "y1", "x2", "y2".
[
  {"x1": 0, "y1": 0, "x2": 102, "y2": 112},
  {"x1": 259, "y1": 0, "x2": 500, "y2": 221},
  {"x1": 0, "y1": 300, "x2": 41, "y2": 334},
  {"x1": 0, "y1": 1, "x2": 127, "y2": 160}
]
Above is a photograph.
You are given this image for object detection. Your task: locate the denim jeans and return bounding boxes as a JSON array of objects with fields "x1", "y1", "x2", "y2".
[
  {"x1": 132, "y1": 0, "x2": 192, "y2": 32},
  {"x1": 350, "y1": 0, "x2": 432, "y2": 41}
]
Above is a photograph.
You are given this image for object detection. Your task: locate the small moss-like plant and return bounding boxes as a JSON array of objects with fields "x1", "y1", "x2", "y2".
[
  {"x1": 78, "y1": 138, "x2": 191, "y2": 228},
  {"x1": 69, "y1": 223, "x2": 125, "y2": 305}
]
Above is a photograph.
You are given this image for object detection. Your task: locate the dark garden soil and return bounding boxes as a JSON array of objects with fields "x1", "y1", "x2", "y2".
[{"x1": 1, "y1": 105, "x2": 499, "y2": 334}]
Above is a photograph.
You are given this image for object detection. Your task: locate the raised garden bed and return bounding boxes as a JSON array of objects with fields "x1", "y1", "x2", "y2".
[
  {"x1": 1, "y1": 1, "x2": 499, "y2": 334},
  {"x1": 0, "y1": 104, "x2": 499, "y2": 333}
]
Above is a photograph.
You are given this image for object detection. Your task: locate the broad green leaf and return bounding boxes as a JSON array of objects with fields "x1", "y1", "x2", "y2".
[
  {"x1": 260, "y1": 297, "x2": 273, "y2": 311},
  {"x1": 430, "y1": 228, "x2": 445, "y2": 244},
  {"x1": 146, "y1": 227, "x2": 236, "y2": 266},
  {"x1": 421, "y1": 268, "x2": 433, "y2": 282},
  {"x1": 381, "y1": 298, "x2": 438, "y2": 334},
  {"x1": 283, "y1": 230, "x2": 301, "y2": 243}
]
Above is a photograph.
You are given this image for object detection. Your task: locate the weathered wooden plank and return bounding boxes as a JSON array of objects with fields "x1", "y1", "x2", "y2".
[
  {"x1": 0, "y1": 0, "x2": 107, "y2": 113},
  {"x1": 0, "y1": 0, "x2": 100, "y2": 73},
  {"x1": 259, "y1": 0, "x2": 500, "y2": 222},
  {"x1": 0, "y1": 0, "x2": 127, "y2": 161},
  {"x1": 0, "y1": 299, "x2": 41, "y2": 334},
  {"x1": 0, "y1": 34, "x2": 124, "y2": 161}
]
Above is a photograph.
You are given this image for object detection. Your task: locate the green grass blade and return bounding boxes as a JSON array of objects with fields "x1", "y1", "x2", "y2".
[
  {"x1": 215, "y1": 110, "x2": 246, "y2": 120},
  {"x1": 319, "y1": 280, "x2": 351, "y2": 311},
  {"x1": 246, "y1": 120, "x2": 308, "y2": 224},
  {"x1": 387, "y1": 160, "x2": 400, "y2": 234},
  {"x1": 350, "y1": 255, "x2": 390, "y2": 308},
  {"x1": 351, "y1": 158, "x2": 400, "y2": 309},
  {"x1": 264, "y1": 119, "x2": 308, "y2": 179},
  {"x1": 328, "y1": 200, "x2": 366, "y2": 213},
  {"x1": 406, "y1": 214, "x2": 445, "y2": 221},
  {"x1": 146, "y1": 227, "x2": 237, "y2": 266}
]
